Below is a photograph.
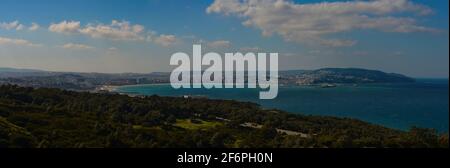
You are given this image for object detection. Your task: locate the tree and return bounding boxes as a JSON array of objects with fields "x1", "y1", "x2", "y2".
[
  {"x1": 210, "y1": 132, "x2": 226, "y2": 148},
  {"x1": 142, "y1": 111, "x2": 162, "y2": 126}
]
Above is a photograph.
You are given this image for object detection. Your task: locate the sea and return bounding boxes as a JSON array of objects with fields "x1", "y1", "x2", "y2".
[{"x1": 115, "y1": 79, "x2": 449, "y2": 133}]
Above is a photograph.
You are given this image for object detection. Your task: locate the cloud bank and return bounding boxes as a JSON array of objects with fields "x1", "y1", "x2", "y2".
[
  {"x1": 207, "y1": 0, "x2": 439, "y2": 47},
  {"x1": 0, "y1": 37, "x2": 41, "y2": 47}
]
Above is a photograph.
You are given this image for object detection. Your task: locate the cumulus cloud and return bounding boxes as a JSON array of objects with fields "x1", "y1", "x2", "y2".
[
  {"x1": 0, "y1": 21, "x2": 23, "y2": 30},
  {"x1": 61, "y1": 43, "x2": 95, "y2": 50},
  {"x1": 48, "y1": 20, "x2": 178, "y2": 45},
  {"x1": 207, "y1": 0, "x2": 439, "y2": 47},
  {"x1": 49, "y1": 21, "x2": 81, "y2": 34},
  {"x1": 49, "y1": 20, "x2": 145, "y2": 41},
  {"x1": 206, "y1": 40, "x2": 231, "y2": 48},
  {"x1": 1, "y1": 21, "x2": 41, "y2": 31},
  {"x1": 153, "y1": 34, "x2": 178, "y2": 47},
  {"x1": 0, "y1": 37, "x2": 41, "y2": 47},
  {"x1": 29, "y1": 23, "x2": 40, "y2": 31},
  {"x1": 79, "y1": 20, "x2": 146, "y2": 41}
]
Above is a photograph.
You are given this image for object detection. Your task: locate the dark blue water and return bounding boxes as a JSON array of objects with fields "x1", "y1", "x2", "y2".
[{"x1": 115, "y1": 79, "x2": 449, "y2": 132}]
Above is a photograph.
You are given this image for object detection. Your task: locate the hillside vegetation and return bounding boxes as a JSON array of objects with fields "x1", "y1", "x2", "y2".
[{"x1": 0, "y1": 85, "x2": 447, "y2": 148}]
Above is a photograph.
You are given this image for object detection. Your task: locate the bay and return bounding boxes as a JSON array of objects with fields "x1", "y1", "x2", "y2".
[{"x1": 115, "y1": 79, "x2": 449, "y2": 132}]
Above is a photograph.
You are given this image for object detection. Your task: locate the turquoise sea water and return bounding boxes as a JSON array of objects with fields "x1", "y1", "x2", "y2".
[{"x1": 115, "y1": 79, "x2": 449, "y2": 132}]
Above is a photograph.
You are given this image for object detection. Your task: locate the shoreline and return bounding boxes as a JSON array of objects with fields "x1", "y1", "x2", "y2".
[
  {"x1": 107, "y1": 82, "x2": 449, "y2": 133},
  {"x1": 98, "y1": 83, "x2": 172, "y2": 92}
]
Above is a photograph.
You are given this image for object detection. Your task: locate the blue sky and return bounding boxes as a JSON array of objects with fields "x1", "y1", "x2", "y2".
[{"x1": 0, "y1": 0, "x2": 448, "y2": 78}]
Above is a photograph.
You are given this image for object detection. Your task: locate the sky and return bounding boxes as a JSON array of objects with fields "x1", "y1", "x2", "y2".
[{"x1": 0, "y1": 0, "x2": 448, "y2": 78}]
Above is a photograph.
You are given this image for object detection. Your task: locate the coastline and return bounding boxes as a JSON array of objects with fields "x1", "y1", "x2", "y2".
[
  {"x1": 109, "y1": 82, "x2": 449, "y2": 133},
  {"x1": 97, "y1": 85, "x2": 120, "y2": 92},
  {"x1": 107, "y1": 83, "x2": 171, "y2": 92}
]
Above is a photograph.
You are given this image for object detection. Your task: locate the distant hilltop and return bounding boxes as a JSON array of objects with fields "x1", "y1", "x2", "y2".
[
  {"x1": 0, "y1": 67, "x2": 415, "y2": 90},
  {"x1": 0, "y1": 67, "x2": 55, "y2": 78},
  {"x1": 280, "y1": 68, "x2": 416, "y2": 85},
  {"x1": 0, "y1": 67, "x2": 44, "y2": 73}
]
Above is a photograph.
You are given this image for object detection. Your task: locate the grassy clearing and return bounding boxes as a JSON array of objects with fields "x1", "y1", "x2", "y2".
[{"x1": 173, "y1": 119, "x2": 223, "y2": 130}]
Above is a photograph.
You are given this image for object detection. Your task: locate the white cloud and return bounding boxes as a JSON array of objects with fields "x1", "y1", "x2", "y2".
[
  {"x1": 153, "y1": 34, "x2": 177, "y2": 47},
  {"x1": 48, "y1": 20, "x2": 146, "y2": 41},
  {"x1": 320, "y1": 39, "x2": 357, "y2": 47},
  {"x1": 1, "y1": 21, "x2": 41, "y2": 31},
  {"x1": 49, "y1": 21, "x2": 81, "y2": 34},
  {"x1": 206, "y1": 40, "x2": 231, "y2": 48},
  {"x1": 79, "y1": 20, "x2": 146, "y2": 41},
  {"x1": 0, "y1": 37, "x2": 41, "y2": 47},
  {"x1": 240, "y1": 46, "x2": 261, "y2": 52},
  {"x1": 16, "y1": 24, "x2": 25, "y2": 31},
  {"x1": 207, "y1": 0, "x2": 438, "y2": 47},
  {"x1": 61, "y1": 43, "x2": 95, "y2": 50},
  {"x1": 47, "y1": 20, "x2": 178, "y2": 44},
  {"x1": 0, "y1": 21, "x2": 22, "y2": 30},
  {"x1": 29, "y1": 23, "x2": 40, "y2": 31}
]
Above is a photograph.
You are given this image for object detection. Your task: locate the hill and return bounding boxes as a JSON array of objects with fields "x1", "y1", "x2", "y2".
[
  {"x1": 1, "y1": 67, "x2": 416, "y2": 91},
  {"x1": 0, "y1": 85, "x2": 447, "y2": 148},
  {"x1": 280, "y1": 68, "x2": 415, "y2": 85}
]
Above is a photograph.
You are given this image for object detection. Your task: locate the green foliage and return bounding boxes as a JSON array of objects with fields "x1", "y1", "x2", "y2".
[
  {"x1": 174, "y1": 119, "x2": 222, "y2": 130},
  {"x1": 0, "y1": 85, "x2": 447, "y2": 148}
]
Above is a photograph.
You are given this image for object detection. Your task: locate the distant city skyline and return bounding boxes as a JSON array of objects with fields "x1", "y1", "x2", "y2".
[{"x1": 0, "y1": 0, "x2": 448, "y2": 78}]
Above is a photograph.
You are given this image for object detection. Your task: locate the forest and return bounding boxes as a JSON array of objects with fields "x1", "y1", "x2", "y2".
[{"x1": 0, "y1": 85, "x2": 448, "y2": 148}]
